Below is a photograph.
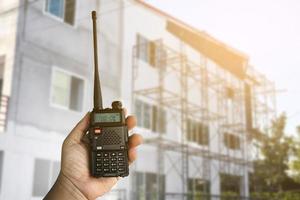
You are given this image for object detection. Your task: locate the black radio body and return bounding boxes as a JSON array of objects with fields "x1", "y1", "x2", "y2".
[
  {"x1": 88, "y1": 11, "x2": 129, "y2": 177},
  {"x1": 89, "y1": 103, "x2": 129, "y2": 177}
]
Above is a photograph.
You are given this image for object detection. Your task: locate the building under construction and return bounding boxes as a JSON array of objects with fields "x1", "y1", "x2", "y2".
[
  {"x1": 125, "y1": 1, "x2": 276, "y2": 200},
  {"x1": 0, "y1": 0, "x2": 276, "y2": 199}
]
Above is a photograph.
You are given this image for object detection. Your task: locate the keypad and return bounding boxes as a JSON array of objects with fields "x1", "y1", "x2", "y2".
[
  {"x1": 95, "y1": 151, "x2": 127, "y2": 174},
  {"x1": 96, "y1": 153, "x2": 102, "y2": 157}
]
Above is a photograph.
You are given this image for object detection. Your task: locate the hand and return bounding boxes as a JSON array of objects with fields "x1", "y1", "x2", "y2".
[{"x1": 44, "y1": 112, "x2": 143, "y2": 200}]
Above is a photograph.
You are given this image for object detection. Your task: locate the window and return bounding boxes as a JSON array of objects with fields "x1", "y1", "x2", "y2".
[
  {"x1": 32, "y1": 159, "x2": 60, "y2": 197},
  {"x1": 0, "y1": 151, "x2": 3, "y2": 193},
  {"x1": 143, "y1": 103, "x2": 151, "y2": 130},
  {"x1": 136, "y1": 34, "x2": 157, "y2": 67},
  {"x1": 135, "y1": 172, "x2": 165, "y2": 200},
  {"x1": 0, "y1": 55, "x2": 5, "y2": 96},
  {"x1": 152, "y1": 105, "x2": 166, "y2": 133},
  {"x1": 46, "y1": 0, "x2": 76, "y2": 25},
  {"x1": 220, "y1": 173, "x2": 241, "y2": 196},
  {"x1": 187, "y1": 119, "x2": 209, "y2": 146},
  {"x1": 135, "y1": 172, "x2": 144, "y2": 200},
  {"x1": 188, "y1": 178, "x2": 210, "y2": 200},
  {"x1": 225, "y1": 86, "x2": 235, "y2": 100},
  {"x1": 224, "y1": 133, "x2": 241, "y2": 150},
  {"x1": 51, "y1": 68, "x2": 84, "y2": 111},
  {"x1": 135, "y1": 100, "x2": 167, "y2": 133},
  {"x1": 148, "y1": 41, "x2": 156, "y2": 66},
  {"x1": 135, "y1": 100, "x2": 151, "y2": 129},
  {"x1": 136, "y1": 34, "x2": 149, "y2": 63},
  {"x1": 135, "y1": 100, "x2": 143, "y2": 128}
]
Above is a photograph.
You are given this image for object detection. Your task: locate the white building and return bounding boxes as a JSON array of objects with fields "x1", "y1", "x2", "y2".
[{"x1": 0, "y1": 0, "x2": 276, "y2": 200}]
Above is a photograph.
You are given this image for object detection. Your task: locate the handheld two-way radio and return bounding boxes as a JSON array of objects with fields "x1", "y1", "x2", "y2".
[{"x1": 89, "y1": 11, "x2": 129, "y2": 177}]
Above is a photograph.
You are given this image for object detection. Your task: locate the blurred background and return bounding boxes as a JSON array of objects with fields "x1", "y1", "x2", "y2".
[{"x1": 0, "y1": 0, "x2": 300, "y2": 199}]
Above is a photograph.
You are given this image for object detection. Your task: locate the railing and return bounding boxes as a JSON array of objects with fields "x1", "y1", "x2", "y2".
[{"x1": 0, "y1": 95, "x2": 9, "y2": 132}]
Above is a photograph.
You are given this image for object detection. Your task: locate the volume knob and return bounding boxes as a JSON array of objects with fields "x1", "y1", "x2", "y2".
[{"x1": 112, "y1": 101, "x2": 122, "y2": 109}]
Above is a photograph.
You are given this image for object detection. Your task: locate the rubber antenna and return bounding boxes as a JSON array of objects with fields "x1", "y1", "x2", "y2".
[{"x1": 92, "y1": 11, "x2": 103, "y2": 109}]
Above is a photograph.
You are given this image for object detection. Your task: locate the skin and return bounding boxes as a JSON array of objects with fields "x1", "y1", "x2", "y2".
[{"x1": 44, "y1": 113, "x2": 143, "y2": 200}]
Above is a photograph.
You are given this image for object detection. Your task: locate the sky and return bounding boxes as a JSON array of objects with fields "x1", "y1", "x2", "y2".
[{"x1": 147, "y1": 0, "x2": 300, "y2": 135}]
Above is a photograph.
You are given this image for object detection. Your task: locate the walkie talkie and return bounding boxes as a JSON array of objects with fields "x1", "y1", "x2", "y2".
[{"x1": 89, "y1": 11, "x2": 129, "y2": 177}]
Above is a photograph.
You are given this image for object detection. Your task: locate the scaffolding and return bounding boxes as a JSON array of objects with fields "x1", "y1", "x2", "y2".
[
  {"x1": 131, "y1": 37, "x2": 276, "y2": 200},
  {"x1": 247, "y1": 66, "x2": 277, "y2": 137}
]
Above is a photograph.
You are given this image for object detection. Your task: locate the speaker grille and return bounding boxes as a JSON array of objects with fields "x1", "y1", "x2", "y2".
[{"x1": 101, "y1": 129, "x2": 121, "y2": 145}]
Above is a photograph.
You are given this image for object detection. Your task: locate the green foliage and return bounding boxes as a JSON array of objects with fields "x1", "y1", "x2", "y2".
[
  {"x1": 251, "y1": 192, "x2": 300, "y2": 200},
  {"x1": 290, "y1": 126, "x2": 300, "y2": 183},
  {"x1": 251, "y1": 114, "x2": 295, "y2": 192}
]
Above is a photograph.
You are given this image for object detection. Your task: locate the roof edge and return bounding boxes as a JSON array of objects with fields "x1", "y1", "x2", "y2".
[{"x1": 133, "y1": 0, "x2": 249, "y2": 61}]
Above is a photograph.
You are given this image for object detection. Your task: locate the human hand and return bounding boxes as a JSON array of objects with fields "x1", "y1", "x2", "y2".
[{"x1": 44, "y1": 112, "x2": 142, "y2": 200}]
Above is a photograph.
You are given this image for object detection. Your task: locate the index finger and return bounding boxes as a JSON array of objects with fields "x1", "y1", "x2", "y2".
[
  {"x1": 126, "y1": 115, "x2": 136, "y2": 130},
  {"x1": 66, "y1": 112, "x2": 90, "y2": 143}
]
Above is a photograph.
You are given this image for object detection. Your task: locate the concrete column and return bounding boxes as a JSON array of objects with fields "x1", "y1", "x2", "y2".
[
  {"x1": 210, "y1": 160, "x2": 220, "y2": 197},
  {"x1": 240, "y1": 171, "x2": 249, "y2": 198}
]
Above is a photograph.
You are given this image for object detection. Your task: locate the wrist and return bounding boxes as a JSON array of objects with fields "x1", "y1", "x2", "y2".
[{"x1": 44, "y1": 172, "x2": 88, "y2": 200}]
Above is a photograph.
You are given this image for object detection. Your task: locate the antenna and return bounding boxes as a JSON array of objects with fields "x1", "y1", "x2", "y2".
[{"x1": 92, "y1": 11, "x2": 103, "y2": 109}]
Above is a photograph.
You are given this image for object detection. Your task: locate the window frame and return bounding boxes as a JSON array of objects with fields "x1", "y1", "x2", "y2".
[
  {"x1": 136, "y1": 34, "x2": 157, "y2": 67},
  {"x1": 142, "y1": 102, "x2": 152, "y2": 130},
  {"x1": 0, "y1": 55, "x2": 5, "y2": 96},
  {"x1": 188, "y1": 178, "x2": 210, "y2": 196},
  {"x1": 223, "y1": 132, "x2": 241, "y2": 150},
  {"x1": 135, "y1": 171, "x2": 165, "y2": 200},
  {"x1": 151, "y1": 104, "x2": 167, "y2": 134},
  {"x1": 136, "y1": 34, "x2": 149, "y2": 63},
  {"x1": 220, "y1": 173, "x2": 241, "y2": 195},
  {"x1": 187, "y1": 119, "x2": 209, "y2": 146},
  {"x1": 49, "y1": 66, "x2": 86, "y2": 113},
  {"x1": 134, "y1": 99, "x2": 167, "y2": 134},
  {"x1": 43, "y1": 0, "x2": 77, "y2": 27},
  {"x1": 134, "y1": 99, "x2": 152, "y2": 130}
]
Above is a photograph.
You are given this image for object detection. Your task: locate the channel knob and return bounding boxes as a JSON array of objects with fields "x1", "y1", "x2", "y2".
[{"x1": 112, "y1": 101, "x2": 122, "y2": 109}]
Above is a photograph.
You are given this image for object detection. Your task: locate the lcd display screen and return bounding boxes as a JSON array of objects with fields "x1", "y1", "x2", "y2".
[{"x1": 94, "y1": 113, "x2": 121, "y2": 123}]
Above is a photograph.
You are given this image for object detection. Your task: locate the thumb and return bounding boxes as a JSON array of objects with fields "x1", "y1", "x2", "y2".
[{"x1": 66, "y1": 112, "x2": 90, "y2": 143}]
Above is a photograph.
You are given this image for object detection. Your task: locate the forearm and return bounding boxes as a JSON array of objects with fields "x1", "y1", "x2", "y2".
[{"x1": 44, "y1": 172, "x2": 88, "y2": 200}]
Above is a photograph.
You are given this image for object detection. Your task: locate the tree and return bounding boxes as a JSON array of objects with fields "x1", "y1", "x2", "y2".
[
  {"x1": 290, "y1": 126, "x2": 300, "y2": 183},
  {"x1": 250, "y1": 114, "x2": 295, "y2": 192}
]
